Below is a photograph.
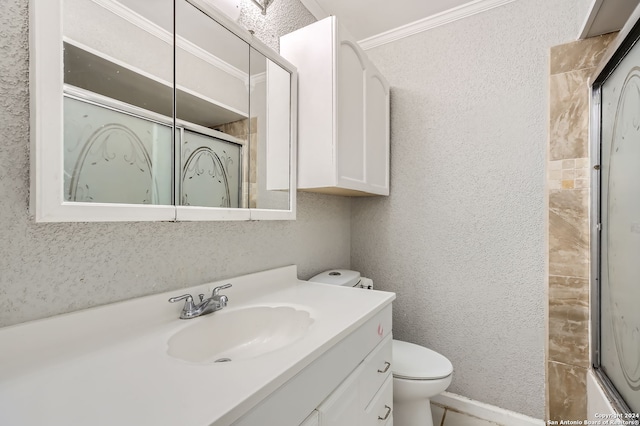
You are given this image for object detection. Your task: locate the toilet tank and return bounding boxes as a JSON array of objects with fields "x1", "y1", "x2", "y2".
[{"x1": 309, "y1": 270, "x2": 362, "y2": 287}]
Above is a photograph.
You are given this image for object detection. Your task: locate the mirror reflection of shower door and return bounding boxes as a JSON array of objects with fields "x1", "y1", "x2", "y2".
[
  {"x1": 599, "y1": 41, "x2": 640, "y2": 413},
  {"x1": 62, "y1": 0, "x2": 174, "y2": 206},
  {"x1": 175, "y1": 0, "x2": 249, "y2": 209},
  {"x1": 180, "y1": 129, "x2": 241, "y2": 208},
  {"x1": 63, "y1": 95, "x2": 173, "y2": 205}
]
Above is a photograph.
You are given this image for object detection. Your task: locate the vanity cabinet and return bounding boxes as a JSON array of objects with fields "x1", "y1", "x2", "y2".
[
  {"x1": 0, "y1": 266, "x2": 395, "y2": 426},
  {"x1": 280, "y1": 17, "x2": 390, "y2": 196},
  {"x1": 299, "y1": 412, "x2": 319, "y2": 426},
  {"x1": 233, "y1": 304, "x2": 393, "y2": 426},
  {"x1": 316, "y1": 336, "x2": 393, "y2": 425}
]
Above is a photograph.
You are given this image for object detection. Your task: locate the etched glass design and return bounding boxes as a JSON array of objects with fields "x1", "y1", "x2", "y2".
[
  {"x1": 600, "y1": 44, "x2": 640, "y2": 412},
  {"x1": 180, "y1": 130, "x2": 241, "y2": 208},
  {"x1": 64, "y1": 96, "x2": 173, "y2": 205}
]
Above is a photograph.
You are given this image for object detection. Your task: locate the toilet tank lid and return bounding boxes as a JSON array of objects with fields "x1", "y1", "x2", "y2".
[
  {"x1": 309, "y1": 270, "x2": 361, "y2": 287},
  {"x1": 392, "y1": 339, "x2": 453, "y2": 380}
]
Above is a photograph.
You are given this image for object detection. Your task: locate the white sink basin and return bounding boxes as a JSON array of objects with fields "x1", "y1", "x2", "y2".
[{"x1": 167, "y1": 306, "x2": 313, "y2": 363}]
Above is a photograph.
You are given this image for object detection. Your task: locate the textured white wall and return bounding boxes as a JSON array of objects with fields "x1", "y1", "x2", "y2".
[
  {"x1": 238, "y1": 0, "x2": 311, "y2": 52},
  {"x1": 351, "y1": 0, "x2": 582, "y2": 418},
  {"x1": 0, "y1": 0, "x2": 352, "y2": 328}
]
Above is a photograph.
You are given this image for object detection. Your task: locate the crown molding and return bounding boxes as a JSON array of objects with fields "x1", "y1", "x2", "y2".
[
  {"x1": 359, "y1": 0, "x2": 517, "y2": 50},
  {"x1": 299, "y1": 0, "x2": 329, "y2": 20}
]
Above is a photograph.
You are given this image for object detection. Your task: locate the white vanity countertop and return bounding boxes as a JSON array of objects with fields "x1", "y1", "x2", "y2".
[{"x1": 0, "y1": 266, "x2": 394, "y2": 426}]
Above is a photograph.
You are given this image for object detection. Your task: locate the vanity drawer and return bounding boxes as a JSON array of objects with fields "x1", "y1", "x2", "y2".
[
  {"x1": 359, "y1": 334, "x2": 392, "y2": 406},
  {"x1": 364, "y1": 375, "x2": 393, "y2": 426},
  {"x1": 299, "y1": 410, "x2": 319, "y2": 426}
]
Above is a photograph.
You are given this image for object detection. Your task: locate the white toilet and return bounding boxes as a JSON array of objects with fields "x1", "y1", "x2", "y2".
[{"x1": 310, "y1": 270, "x2": 453, "y2": 426}]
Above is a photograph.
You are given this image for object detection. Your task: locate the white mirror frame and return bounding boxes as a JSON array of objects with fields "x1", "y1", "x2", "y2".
[{"x1": 29, "y1": 0, "x2": 297, "y2": 222}]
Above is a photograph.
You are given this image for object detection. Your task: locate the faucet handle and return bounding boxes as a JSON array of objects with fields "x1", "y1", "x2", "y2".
[
  {"x1": 218, "y1": 294, "x2": 229, "y2": 308},
  {"x1": 168, "y1": 294, "x2": 196, "y2": 311},
  {"x1": 212, "y1": 283, "x2": 232, "y2": 297}
]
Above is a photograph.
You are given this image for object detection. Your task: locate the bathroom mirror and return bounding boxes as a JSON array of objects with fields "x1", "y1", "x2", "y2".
[
  {"x1": 249, "y1": 47, "x2": 292, "y2": 211},
  {"x1": 29, "y1": 0, "x2": 297, "y2": 222},
  {"x1": 175, "y1": 0, "x2": 248, "y2": 214},
  {"x1": 62, "y1": 0, "x2": 175, "y2": 208}
]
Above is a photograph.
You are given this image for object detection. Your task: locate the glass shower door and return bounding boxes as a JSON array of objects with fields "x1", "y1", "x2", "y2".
[{"x1": 598, "y1": 39, "x2": 640, "y2": 412}]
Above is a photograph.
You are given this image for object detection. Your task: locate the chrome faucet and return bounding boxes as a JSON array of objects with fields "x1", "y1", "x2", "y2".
[{"x1": 169, "y1": 284, "x2": 232, "y2": 319}]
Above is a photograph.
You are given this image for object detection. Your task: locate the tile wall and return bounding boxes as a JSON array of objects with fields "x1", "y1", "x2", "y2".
[
  {"x1": 213, "y1": 117, "x2": 258, "y2": 207},
  {"x1": 547, "y1": 33, "x2": 617, "y2": 421}
]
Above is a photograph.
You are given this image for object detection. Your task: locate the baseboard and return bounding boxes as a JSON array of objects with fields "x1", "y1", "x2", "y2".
[{"x1": 431, "y1": 391, "x2": 545, "y2": 426}]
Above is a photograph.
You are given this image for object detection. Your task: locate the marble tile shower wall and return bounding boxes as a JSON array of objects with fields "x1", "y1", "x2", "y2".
[
  {"x1": 213, "y1": 117, "x2": 258, "y2": 207},
  {"x1": 547, "y1": 33, "x2": 617, "y2": 421}
]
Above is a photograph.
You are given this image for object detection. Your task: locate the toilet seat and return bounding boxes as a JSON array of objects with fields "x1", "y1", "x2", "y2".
[{"x1": 392, "y1": 339, "x2": 453, "y2": 380}]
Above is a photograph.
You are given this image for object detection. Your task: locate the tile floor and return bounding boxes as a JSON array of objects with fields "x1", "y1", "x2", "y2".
[{"x1": 432, "y1": 403, "x2": 505, "y2": 426}]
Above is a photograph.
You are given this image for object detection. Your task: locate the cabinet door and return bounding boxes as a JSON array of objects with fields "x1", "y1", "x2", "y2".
[
  {"x1": 299, "y1": 410, "x2": 319, "y2": 426},
  {"x1": 359, "y1": 335, "x2": 392, "y2": 408},
  {"x1": 365, "y1": 65, "x2": 390, "y2": 195},
  {"x1": 363, "y1": 376, "x2": 393, "y2": 426},
  {"x1": 317, "y1": 363, "x2": 362, "y2": 426},
  {"x1": 336, "y1": 28, "x2": 367, "y2": 189}
]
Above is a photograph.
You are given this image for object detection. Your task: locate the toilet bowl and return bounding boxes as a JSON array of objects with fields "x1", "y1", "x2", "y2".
[
  {"x1": 392, "y1": 339, "x2": 453, "y2": 426},
  {"x1": 309, "y1": 270, "x2": 454, "y2": 426}
]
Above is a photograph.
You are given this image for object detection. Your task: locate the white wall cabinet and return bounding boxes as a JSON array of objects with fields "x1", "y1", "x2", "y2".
[{"x1": 281, "y1": 17, "x2": 390, "y2": 196}]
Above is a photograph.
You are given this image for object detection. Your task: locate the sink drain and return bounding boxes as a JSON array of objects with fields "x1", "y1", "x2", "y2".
[{"x1": 214, "y1": 358, "x2": 232, "y2": 363}]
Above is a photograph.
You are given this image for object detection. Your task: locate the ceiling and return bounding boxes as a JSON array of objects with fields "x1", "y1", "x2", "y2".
[
  {"x1": 300, "y1": 0, "x2": 471, "y2": 41},
  {"x1": 300, "y1": 0, "x2": 640, "y2": 46}
]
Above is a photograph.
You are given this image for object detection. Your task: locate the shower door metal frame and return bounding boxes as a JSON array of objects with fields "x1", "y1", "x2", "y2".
[{"x1": 590, "y1": 2, "x2": 640, "y2": 414}]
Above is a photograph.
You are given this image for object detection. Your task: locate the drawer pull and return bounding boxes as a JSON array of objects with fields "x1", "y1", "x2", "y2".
[
  {"x1": 378, "y1": 405, "x2": 392, "y2": 421},
  {"x1": 377, "y1": 361, "x2": 391, "y2": 374}
]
